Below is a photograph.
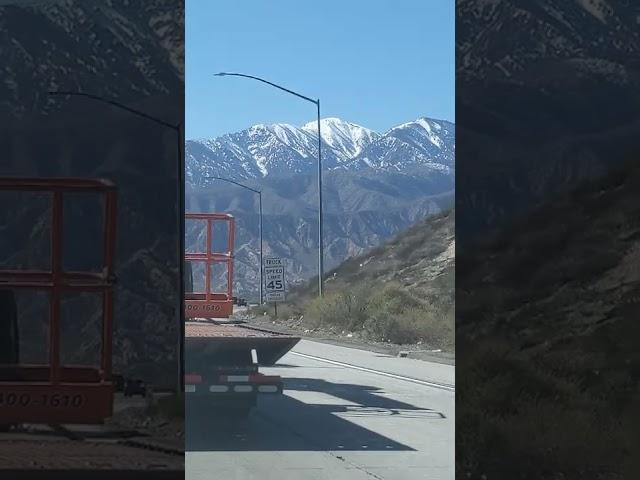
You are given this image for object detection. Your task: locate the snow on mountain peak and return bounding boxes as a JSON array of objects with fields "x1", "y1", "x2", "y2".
[
  {"x1": 270, "y1": 123, "x2": 306, "y2": 143},
  {"x1": 416, "y1": 117, "x2": 434, "y2": 132},
  {"x1": 302, "y1": 117, "x2": 379, "y2": 158},
  {"x1": 185, "y1": 116, "x2": 454, "y2": 182},
  {"x1": 386, "y1": 117, "x2": 452, "y2": 149}
]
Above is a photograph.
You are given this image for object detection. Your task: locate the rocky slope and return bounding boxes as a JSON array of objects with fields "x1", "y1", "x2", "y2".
[
  {"x1": 268, "y1": 209, "x2": 455, "y2": 351},
  {"x1": 314, "y1": 208, "x2": 454, "y2": 305}
]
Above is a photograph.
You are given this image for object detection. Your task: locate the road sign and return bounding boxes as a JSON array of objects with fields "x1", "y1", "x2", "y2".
[
  {"x1": 264, "y1": 257, "x2": 285, "y2": 293},
  {"x1": 266, "y1": 291, "x2": 285, "y2": 302},
  {"x1": 264, "y1": 257, "x2": 284, "y2": 268}
]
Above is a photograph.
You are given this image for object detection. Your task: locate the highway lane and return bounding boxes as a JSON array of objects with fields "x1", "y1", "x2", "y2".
[{"x1": 186, "y1": 339, "x2": 454, "y2": 480}]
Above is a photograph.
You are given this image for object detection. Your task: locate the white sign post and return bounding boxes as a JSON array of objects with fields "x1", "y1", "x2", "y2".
[{"x1": 264, "y1": 257, "x2": 286, "y2": 315}]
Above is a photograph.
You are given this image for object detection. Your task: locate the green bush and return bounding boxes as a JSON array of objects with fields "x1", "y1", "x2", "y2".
[
  {"x1": 364, "y1": 304, "x2": 453, "y2": 346},
  {"x1": 302, "y1": 281, "x2": 454, "y2": 348},
  {"x1": 304, "y1": 284, "x2": 370, "y2": 330},
  {"x1": 367, "y1": 283, "x2": 421, "y2": 315}
]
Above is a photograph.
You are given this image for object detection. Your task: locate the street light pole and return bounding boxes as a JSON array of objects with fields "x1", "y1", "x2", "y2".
[
  {"x1": 258, "y1": 189, "x2": 264, "y2": 304},
  {"x1": 202, "y1": 176, "x2": 264, "y2": 304},
  {"x1": 214, "y1": 72, "x2": 324, "y2": 297},
  {"x1": 47, "y1": 90, "x2": 185, "y2": 394},
  {"x1": 316, "y1": 99, "x2": 324, "y2": 298}
]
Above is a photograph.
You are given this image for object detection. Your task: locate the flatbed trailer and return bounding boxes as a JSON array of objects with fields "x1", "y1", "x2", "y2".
[
  {"x1": 185, "y1": 321, "x2": 298, "y2": 362},
  {"x1": 185, "y1": 320, "x2": 299, "y2": 415},
  {"x1": 184, "y1": 213, "x2": 299, "y2": 416}
]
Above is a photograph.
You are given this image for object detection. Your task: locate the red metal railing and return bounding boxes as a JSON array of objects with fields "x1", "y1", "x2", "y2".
[
  {"x1": 185, "y1": 213, "x2": 234, "y2": 318},
  {"x1": 0, "y1": 177, "x2": 117, "y2": 424}
]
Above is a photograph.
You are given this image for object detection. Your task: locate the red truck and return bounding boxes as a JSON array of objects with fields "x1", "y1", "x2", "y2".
[{"x1": 184, "y1": 213, "x2": 299, "y2": 417}]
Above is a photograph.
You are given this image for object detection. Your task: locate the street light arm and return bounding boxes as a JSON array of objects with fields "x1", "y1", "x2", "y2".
[
  {"x1": 202, "y1": 175, "x2": 261, "y2": 194},
  {"x1": 214, "y1": 73, "x2": 318, "y2": 105},
  {"x1": 48, "y1": 91, "x2": 179, "y2": 130}
]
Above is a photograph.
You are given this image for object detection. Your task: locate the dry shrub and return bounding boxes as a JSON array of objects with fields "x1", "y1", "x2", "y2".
[{"x1": 303, "y1": 282, "x2": 454, "y2": 348}]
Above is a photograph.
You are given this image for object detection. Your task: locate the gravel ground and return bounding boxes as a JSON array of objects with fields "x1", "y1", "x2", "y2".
[
  {"x1": 0, "y1": 393, "x2": 184, "y2": 471},
  {"x1": 0, "y1": 439, "x2": 183, "y2": 470},
  {"x1": 106, "y1": 393, "x2": 184, "y2": 451}
]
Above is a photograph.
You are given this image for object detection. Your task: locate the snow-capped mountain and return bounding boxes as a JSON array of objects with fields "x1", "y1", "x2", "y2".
[
  {"x1": 302, "y1": 117, "x2": 380, "y2": 159},
  {"x1": 355, "y1": 118, "x2": 454, "y2": 173},
  {"x1": 187, "y1": 122, "x2": 341, "y2": 181},
  {"x1": 185, "y1": 115, "x2": 455, "y2": 297},
  {"x1": 185, "y1": 116, "x2": 454, "y2": 185}
]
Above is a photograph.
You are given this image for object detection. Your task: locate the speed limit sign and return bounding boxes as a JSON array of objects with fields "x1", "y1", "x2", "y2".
[{"x1": 264, "y1": 257, "x2": 285, "y2": 293}]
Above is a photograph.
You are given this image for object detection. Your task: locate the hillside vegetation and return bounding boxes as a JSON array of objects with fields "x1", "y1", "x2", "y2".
[
  {"x1": 457, "y1": 160, "x2": 640, "y2": 479},
  {"x1": 266, "y1": 209, "x2": 454, "y2": 351}
]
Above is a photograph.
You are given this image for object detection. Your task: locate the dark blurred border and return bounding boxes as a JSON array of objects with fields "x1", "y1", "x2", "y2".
[
  {"x1": 0, "y1": 0, "x2": 184, "y2": 475},
  {"x1": 456, "y1": 1, "x2": 640, "y2": 478}
]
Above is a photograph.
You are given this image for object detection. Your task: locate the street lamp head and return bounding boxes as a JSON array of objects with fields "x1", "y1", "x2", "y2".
[{"x1": 214, "y1": 72, "x2": 228, "y2": 77}]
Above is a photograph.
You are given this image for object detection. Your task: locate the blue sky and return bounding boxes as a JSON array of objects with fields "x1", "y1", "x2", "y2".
[{"x1": 186, "y1": 0, "x2": 454, "y2": 140}]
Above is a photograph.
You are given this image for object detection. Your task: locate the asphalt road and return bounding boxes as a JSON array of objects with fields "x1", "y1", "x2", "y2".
[{"x1": 186, "y1": 339, "x2": 455, "y2": 480}]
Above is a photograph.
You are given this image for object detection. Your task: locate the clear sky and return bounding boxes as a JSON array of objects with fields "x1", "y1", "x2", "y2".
[{"x1": 186, "y1": 0, "x2": 454, "y2": 140}]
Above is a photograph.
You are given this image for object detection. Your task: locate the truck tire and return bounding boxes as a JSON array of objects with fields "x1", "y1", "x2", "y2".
[{"x1": 0, "y1": 289, "x2": 19, "y2": 364}]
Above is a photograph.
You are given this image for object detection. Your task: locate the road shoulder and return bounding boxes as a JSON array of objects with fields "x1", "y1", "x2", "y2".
[{"x1": 243, "y1": 314, "x2": 455, "y2": 366}]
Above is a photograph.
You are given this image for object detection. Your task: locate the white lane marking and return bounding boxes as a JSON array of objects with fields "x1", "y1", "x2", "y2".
[{"x1": 289, "y1": 351, "x2": 455, "y2": 392}]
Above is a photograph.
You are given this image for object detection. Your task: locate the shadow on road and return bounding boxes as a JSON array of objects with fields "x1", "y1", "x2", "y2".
[
  {"x1": 264, "y1": 363, "x2": 334, "y2": 369},
  {"x1": 285, "y1": 377, "x2": 446, "y2": 419},
  {"x1": 187, "y1": 377, "x2": 445, "y2": 452}
]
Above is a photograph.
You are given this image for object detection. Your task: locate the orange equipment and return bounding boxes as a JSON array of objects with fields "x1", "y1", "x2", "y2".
[
  {"x1": 184, "y1": 213, "x2": 234, "y2": 319},
  {"x1": 0, "y1": 178, "x2": 117, "y2": 424}
]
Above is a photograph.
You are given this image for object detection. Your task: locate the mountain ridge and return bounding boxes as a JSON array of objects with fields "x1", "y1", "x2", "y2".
[{"x1": 186, "y1": 116, "x2": 455, "y2": 184}]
